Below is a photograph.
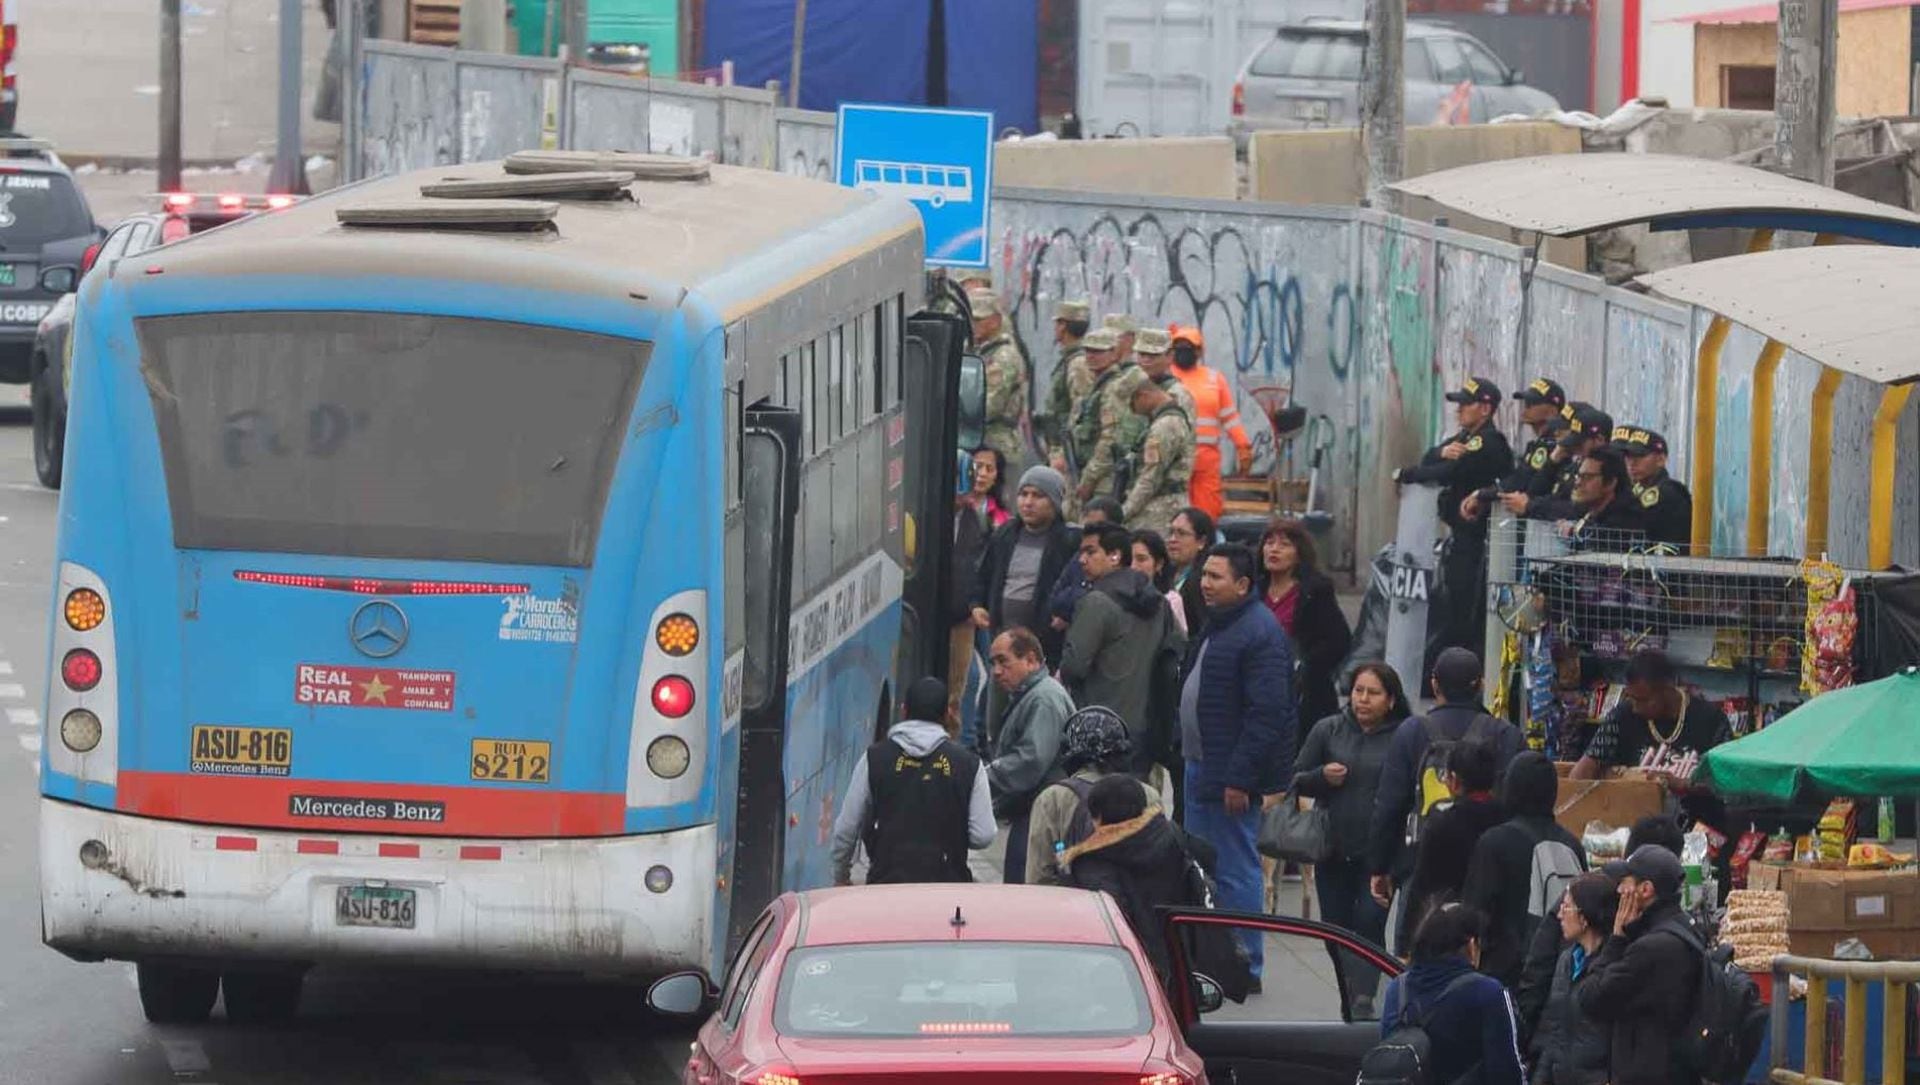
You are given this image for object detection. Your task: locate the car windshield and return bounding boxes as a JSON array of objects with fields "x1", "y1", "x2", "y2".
[
  {"x1": 1251, "y1": 31, "x2": 1366, "y2": 80},
  {"x1": 775, "y1": 943, "x2": 1152, "y2": 1038},
  {"x1": 0, "y1": 171, "x2": 93, "y2": 248}
]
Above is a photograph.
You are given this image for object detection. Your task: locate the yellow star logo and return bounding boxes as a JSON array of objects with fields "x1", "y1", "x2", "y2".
[{"x1": 358, "y1": 673, "x2": 392, "y2": 705}]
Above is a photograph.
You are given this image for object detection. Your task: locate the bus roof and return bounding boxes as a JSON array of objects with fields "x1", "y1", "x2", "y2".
[{"x1": 129, "y1": 158, "x2": 923, "y2": 320}]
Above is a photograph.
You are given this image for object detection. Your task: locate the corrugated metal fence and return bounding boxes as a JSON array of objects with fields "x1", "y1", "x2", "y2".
[{"x1": 353, "y1": 43, "x2": 1917, "y2": 573}]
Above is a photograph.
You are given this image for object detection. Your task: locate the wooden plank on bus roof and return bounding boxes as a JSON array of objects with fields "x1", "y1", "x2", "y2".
[
  {"x1": 1388, "y1": 153, "x2": 1920, "y2": 237},
  {"x1": 1638, "y1": 245, "x2": 1920, "y2": 384}
]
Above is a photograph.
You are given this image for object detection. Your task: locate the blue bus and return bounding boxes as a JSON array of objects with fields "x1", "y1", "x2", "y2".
[{"x1": 38, "y1": 151, "x2": 973, "y2": 1023}]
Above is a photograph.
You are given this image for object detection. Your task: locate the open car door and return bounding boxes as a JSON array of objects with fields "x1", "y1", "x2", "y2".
[{"x1": 1162, "y1": 909, "x2": 1402, "y2": 1085}]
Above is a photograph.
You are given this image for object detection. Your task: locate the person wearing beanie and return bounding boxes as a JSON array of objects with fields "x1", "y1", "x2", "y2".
[
  {"x1": 971, "y1": 464, "x2": 1081, "y2": 669},
  {"x1": 1463, "y1": 751, "x2": 1587, "y2": 986}
]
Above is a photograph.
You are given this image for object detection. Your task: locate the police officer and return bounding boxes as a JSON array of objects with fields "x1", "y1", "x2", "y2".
[
  {"x1": 1393, "y1": 377, "x2": 1514, "y2": 661},
  {"x1": 1072, "y1": 327, "x2": 1148, "y2": 512},
  {"x1": 1462, "y1": 376, "x2": 1565, "y2": 523},
  {"x1": 969, "y1": 288, "x2": 1028, "y2": 468},
  {"x1": 1503, "y1": 402, "x2": 1612, "y2": 522},
  {"x1": 1612, "y1": 425, "x2": 1691, "y2": 550},
  {"x1": 1132, "y1": 327, "x2": 1196, "y2": 420},
  {"x1": 1123, "y1": 380, "x2": 1196, "y2": 531},
  {"x1": 1044, "y1": 300, "x2": 1093, "y2": 469}
]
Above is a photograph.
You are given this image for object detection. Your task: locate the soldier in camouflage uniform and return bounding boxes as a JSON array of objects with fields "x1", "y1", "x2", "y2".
[
  {"x1": 1043, "y1": 299, "x2": 1093, "y2": 468},
  {"x1": 1071, "y1": 326, "x2": 1149, "y2": 511},
  {"x1": 1103, "y1": 313, "x2": 1139, "y2": 368},
  {"x1": 1132, "y1": 327, "x2": 1196, "y2": 420},
  {"x1": 1123, "y1": 380, "x2": 1197, "y2": 531},
  {"x1": 969, "y1": 288, "x2": 1028, "y2": 468}
]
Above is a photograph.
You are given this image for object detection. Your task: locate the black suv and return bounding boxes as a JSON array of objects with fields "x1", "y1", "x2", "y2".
[
  {"x1": 31, "y1": 192, "x2": 296, "y2": 487},
  {"x1": 0, "y1": 139, "x2": 95, "y2": 386}
]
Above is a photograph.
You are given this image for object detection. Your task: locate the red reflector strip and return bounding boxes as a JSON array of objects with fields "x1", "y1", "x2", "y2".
[
  {"x1": 214, "y1": 835, "x2": 257, "y2": 851},
  {"x1": 297, "y1": 839, "x2": 339, "y2": 855},
  {"x1": 459, "y1": 845, "x2": 502, "y2": 861},
  {"x1": 235, "y1": 571, "x2": 531, "y2": 596},
  {"x1": 378, "y1": 843, "x2": 420, "y2": 858}
]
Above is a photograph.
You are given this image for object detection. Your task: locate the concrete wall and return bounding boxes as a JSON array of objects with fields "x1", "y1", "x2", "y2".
[
  {"x1": 993, "y1": 137, "x2": 1238, "y2": 199},
  {"x1": 1246, "y1": 123, "x2": 1588, "y2": 270},
  {"x1": 1693, "y1": 8, "x2": 1911, "y2": 116}
]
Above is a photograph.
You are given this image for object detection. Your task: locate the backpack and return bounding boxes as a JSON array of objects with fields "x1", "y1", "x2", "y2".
[
  {"x1": 1405, "y1": 713, "x2": 1504, "y2": 846},
  {"x1": 1143, "y1": 601, "x2": 1186, "y2": 770},
  {"x1": 1526, "y1": 832, "x2": 1585, "y2": 921},
  {"x1": 1659, "y1": 917, "x2": 1768, "y2": 1085},
  {"x1": 1358, "y1": 973, "x2": 1484, "y2": 1085},
  {"x1": 1061, "y1": 774, "x2": 1098, "y2": 850}
]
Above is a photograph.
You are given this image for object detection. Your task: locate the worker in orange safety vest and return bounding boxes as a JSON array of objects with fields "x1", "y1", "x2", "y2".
[{"x1": 1168, "y1": 326, "x2": 1253, "y2": 521}]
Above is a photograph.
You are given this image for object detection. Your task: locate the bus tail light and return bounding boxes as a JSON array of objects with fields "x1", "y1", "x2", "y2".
[
  {"x1": 48, "y1": 562, "x2": 118, "y2": 788},
  {"x1": 60, "y1": 649, "x2": 101, "y2": 692},
  {"x1": 627, "y1": 590, "x2": 708, "y2": 805}
]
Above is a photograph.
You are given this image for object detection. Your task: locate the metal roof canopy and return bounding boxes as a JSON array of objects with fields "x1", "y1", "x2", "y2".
[
  {"x1": 1388, "y1": 154, "x2": 1920, "y2": 245},
  {"x1": 1638, "y1": 245, "x2": 1920, "y2": 384}
]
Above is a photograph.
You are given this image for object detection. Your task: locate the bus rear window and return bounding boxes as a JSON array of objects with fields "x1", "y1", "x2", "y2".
[{"x1": 138, "y1": 312, "x2": 647, "y2": 567}]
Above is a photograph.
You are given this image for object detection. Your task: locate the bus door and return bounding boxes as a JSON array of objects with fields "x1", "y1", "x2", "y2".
[
  {"x1": 895, "y1": 313, "x2": 971, "y2": 714},
  {"x1": 727, "y1": 403, "x2": 801, "y2": 952}
]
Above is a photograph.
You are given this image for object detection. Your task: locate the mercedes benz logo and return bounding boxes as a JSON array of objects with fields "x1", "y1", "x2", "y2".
[{"x1": 349, "y1": 600, "x2": 408, "y2": 659}]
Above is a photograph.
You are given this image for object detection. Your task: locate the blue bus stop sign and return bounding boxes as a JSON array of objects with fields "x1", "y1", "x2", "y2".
[{"x1": 835, "y1": 103, "x2": 995, "y2": 268}]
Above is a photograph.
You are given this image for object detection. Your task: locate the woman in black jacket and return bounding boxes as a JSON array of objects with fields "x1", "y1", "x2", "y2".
[
  {"x1": 1291, "y1": 662, "x2": 1411, "y2": 1014},
  {"x1": 1258, "y1": 517, "x2": 1353, "y2": 727},
  {"x1": 1531, "y1": 873, "x2": 1618, "y2": 1085}
]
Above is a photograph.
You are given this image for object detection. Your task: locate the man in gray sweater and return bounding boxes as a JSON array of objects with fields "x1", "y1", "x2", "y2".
[{"x1": 985, "y1": 626, "x2": 1077, "y2": 883}]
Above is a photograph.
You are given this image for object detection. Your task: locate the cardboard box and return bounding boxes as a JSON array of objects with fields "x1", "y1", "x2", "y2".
[
  {"x1": 1750, "y1": 864, "x2": 1920, "y2": 959},
  {"x1": 1554, "y1": 774, "x2": 1667, "y2": 838}
]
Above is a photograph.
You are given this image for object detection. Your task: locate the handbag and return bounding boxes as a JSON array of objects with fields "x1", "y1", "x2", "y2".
[{"x1": 1257, "y1": 788, "x2": 1331, "y2": 864}]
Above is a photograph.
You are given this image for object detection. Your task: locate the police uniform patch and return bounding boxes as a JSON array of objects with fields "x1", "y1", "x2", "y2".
[
  {"x1": 1528, "y1": 448, "x2": 1547, "y2": 470},
  {"x1": 1466, "y1": 435, "x2": 1483, "y2": 452},
  {"x1": 1641, "y1": 487, "x2": 1660, "y2": 507}
]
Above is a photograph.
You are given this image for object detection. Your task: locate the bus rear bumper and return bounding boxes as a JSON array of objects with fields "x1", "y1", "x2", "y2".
[{"x1": 39, "y1": 798, "x2": 717, "y2": 975}]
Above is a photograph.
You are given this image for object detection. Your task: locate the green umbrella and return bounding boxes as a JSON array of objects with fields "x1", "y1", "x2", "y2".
[{"x1": 1702, "y1": 668, "x2": 1920, "y2": 803}]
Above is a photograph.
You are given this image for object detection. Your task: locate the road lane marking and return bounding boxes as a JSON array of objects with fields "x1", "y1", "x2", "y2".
[
  {"x1": 19, "y1": 733, "x2": 40, "y2": 753},
  {"x1": 159, "y1": 1037, "x2": 212, "y2": 1075},
  {"x1": 0, "y1": 682, "x2": 25, "y2": 699},
  {"x1": 8, "y1": 707, "x2": 38, "y2": 727},
  {"x1": 0, "y1": 660, "x2": 14, "y2": 674}
]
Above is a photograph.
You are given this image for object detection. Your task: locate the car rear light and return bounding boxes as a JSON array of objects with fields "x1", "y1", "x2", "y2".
[
  {"x1": 80, "y1": 241, "x2": 102, "y2": 275},
  {"x1": 163, "y1": 192, "x2": 195, "y2": 210},
  {"x1": 918, "y1": 1021, "x2": 1012, "y2": 1034},
  {"x1": 65, "y1": 588, "x2": 105, "y2": 631},
  {"x1": 651, "y1": 676, "x2": 695, "y2": 718},
  {"x1": 1232, "y1": 80, "x2": 1245, "y2": 116},
  {"x1": 233, "y1": 571, "x2": 530, "y2": 595},
  {"x1": 61, "y1": 649, "x2": 102, "y2": 692},
  {"x1": 654, "y1": 613, "x2": 699, "y2": 656},
  {"x1": 744, "y1": 1069, "x2": 802, "y2": 1085},
  {"x1": 161, "y1": 215, "x2": 191, "y2": 243},
  {"x1": 1141, "y1": 1073, "x2": 1196, "y2": 1085},
  {"x1": 216, "y1": 193, "x2": 245, "y2": 210},
  {"x1": 266, "y1": 194, "x2": 295, "y2": 210}
]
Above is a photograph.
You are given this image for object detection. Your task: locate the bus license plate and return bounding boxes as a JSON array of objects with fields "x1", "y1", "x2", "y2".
[
  {"x1": 470, "y1": 738, "x2": 551, "y2": 783},
  {"x1": 336, "y1": 885, "x2": 416, "y2": 929}
]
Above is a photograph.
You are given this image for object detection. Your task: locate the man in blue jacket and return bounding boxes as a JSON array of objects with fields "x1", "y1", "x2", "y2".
[{"x1": 1178, "y1": 542, "x2": 1295, "y2": 988}]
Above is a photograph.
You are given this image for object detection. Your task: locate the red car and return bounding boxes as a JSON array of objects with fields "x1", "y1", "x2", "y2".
[{"x1": 645, "y1": 883, "x2": 1402, "y2": 1085}]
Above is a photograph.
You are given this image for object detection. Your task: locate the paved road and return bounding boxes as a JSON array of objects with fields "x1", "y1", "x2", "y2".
[{"x1": 0, "y1": 405, "x2": 698, "y2": 1085}]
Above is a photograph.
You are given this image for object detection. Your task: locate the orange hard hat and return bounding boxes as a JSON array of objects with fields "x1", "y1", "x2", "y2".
[{"x1": 1170, "y1": 325, "x2": 1204, "y2": 351}]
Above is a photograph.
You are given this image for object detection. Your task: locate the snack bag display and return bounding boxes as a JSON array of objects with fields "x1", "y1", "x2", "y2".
[{"x1": 1731, "y1": 829, "x2": 1767, "y2": 888}]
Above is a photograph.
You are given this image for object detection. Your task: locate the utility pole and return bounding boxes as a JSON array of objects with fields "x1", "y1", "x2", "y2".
[
  {"x1": 160, "y1": 0, "x2": 183, "y2": 191},
  {"x1": 560, "y1": 0, "x2": 586, "y2": 58},
  {"x1": 788, "y1": 0, "x2": 807, "y2": 108},
  {"x1": 1359, "y1": 0, "x2": 1405, "y2": 211},
  {"x1": 271, "y1": 0, "x2": 308, "y2": 194},
  {"x1": 1774, "y1": 0, "x2": 1837, "y2": 184}
]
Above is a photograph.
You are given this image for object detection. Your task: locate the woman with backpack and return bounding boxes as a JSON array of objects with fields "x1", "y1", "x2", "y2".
[
  {"x1": 1375, "y1": 903, "x2": 1526, "y2": 1085},
  {"x1": 1026, "y1": 707, "x2": 1160, "y2": 884},
  {"x1": 1463, "y1": 752, "x2": 1587, "y2": 986},
  {"x1": 1530, "y1": 873, "x2": 1617, "y2": 1085}
]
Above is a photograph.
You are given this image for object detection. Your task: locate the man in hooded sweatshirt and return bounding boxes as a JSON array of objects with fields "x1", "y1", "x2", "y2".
[
  {"x1": 830, "y1": 677, "x2": 996, "y2": 886},
  {"x1": 1058, "y1": 523, "x2": 1183, "y2": 758},
  {"x1": 1463, "y1": 751, "x2": 1586, "y2": 986},
  {"x1": 1062, "y1": 773, "x2": 1205, "y2": 983}
]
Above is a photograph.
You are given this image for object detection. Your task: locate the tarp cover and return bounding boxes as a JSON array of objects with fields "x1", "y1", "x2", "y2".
[
  {"x1": 703, "y1": 0, "x2": 1037, "y2": 132},
  {"x1": 1702, "y1": 669, "x2": 1920, "y2": 801}
]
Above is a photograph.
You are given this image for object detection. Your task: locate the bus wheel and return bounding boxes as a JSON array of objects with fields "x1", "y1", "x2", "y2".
[
  {"x1": 136, "y1": 961, "x2": 220, "y2": 1024},
  {"x1": 222, "y1": 970, "x2": 304, "y2": 1025}
]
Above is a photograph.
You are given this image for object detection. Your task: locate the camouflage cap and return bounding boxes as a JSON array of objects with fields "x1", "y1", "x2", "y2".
[
  {"x1": 957, "y1": 268, "x2": 993, "y2": 287},
  {"x1": 1054, "y1": 299, "x2": 1091, "y2": 322},
  {"x1": 1134, "y1": 328, "x2": 1172, "y2": 355},
  {"x1": 966, "y1": 289, "x2": 1000, "y2": 317},
  {"x1": 1081, "y1": 327, "x2": 1120, "y2": 351},
  {"x1": 1103, "y1": 313, "x2": 1139, "y2": 334}
]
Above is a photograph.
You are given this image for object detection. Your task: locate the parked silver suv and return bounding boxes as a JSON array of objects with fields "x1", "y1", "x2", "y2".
[{"x1": 1229, "y1": 21, "x2": 1559, "y2": 148}]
